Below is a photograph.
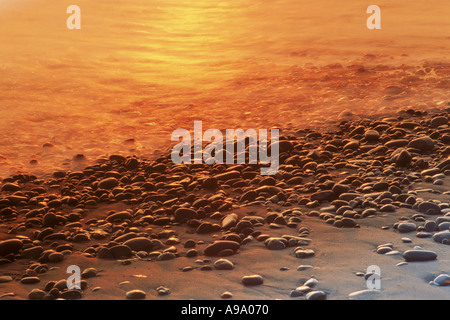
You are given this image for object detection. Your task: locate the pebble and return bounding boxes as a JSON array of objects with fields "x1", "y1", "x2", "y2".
[
  {"x1": 432, "y1": 274, "x2": 450, "y2": 286},
  {"x1": 20, "y1": 277, "x2": 40, "y2": 284},
  {"x1": 0, "y1": 276, "x2": 13, "y2": 283},
  {"x1": 126, "y1": 289, "x2": 146, "y2": 299},
  {"x1": 28, "y1": 288, "x2": 46, "y2": 300},
  {"x1": 303, "y1": 278, "x2": 318, "y2": 288},
  {"x1": 204, "y1": 240, "x2": 240, "y2": 256},
  {"x1": 418, "y1": 202, "x2": 441, "y2": 215},
  {"x1": 433, "y1": 230, "x2": 450, "y2": 244},
  {"x1": 98, "y1": 177, "x2": 119, "y2": 190},
  {"x1": 424, "y1": 220, "x2": 437, "y2": 232},
  {"x1": 305, "y1": 290, "x2": 326, "y2": 300},
  {"x1": 123, "y1": 237, "x2": 153, "y2": 252},
  {"x1": 213, "y1": 258, "x2": 234, "y2": 270},
  {"x1": 407, "y1": 136, "x2": 434, "y2": 151},
  {"x1": 241, "y1": 275, "x2": 263, "y2": 286},
  {"x1": 221, "y1": 291, "x2": 233, "y2": 299},
  {"x1": 376, "y1": 246, "x2": 392, "y2": 254},
  {"x1": 265, "y1": 237, "x2": 287, "y2": 250},
  {"x1": 403, "y1": 250, "x2": 437, "y2": 262},
  {"x1": 294, "y1": 248, "x2": 315, "y2": 258},
  {"x1": 397, "y1": 222, "x2": 416, "y2": 233},
  {"x1": 81, "y1": 268, "x2": 98, "y2": 278},
  {"x1": 156, "y1": 286, "x2": 171, "y2": 296},
  {"x1": 297, "y1": 265, "x2": 313, "y2": 271},
  {"x1": 0, "y1": 239, "x2": 23, "y2": 257},
  {"x1": 157, "y1": 252, "x2": 176, "y2": 261},
  {"x1": 60, "y1": 289, "x2": 82, "y2": 300},
  {"x1": 348, "y1": 289, "x2": 381, "y2": 300}
]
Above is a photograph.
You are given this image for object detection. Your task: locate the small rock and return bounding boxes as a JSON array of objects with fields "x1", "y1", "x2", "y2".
[
  {"x1": 403, "y1": 250, "x2": 437, "y2": 262},
  {"x1": 126, "y1": 289, "x2": 146, "y2": 299},
  {"x1": 349, "y1": 289, "x2": 381, "y2": 300},
  {"x1": 213, "y1": 258, "x2": 234, "y2": 270},
  {"x1": 241, "y1": 275, "x2": 263, "y2": 286},
  {"x1": 60, "y1": 289, "x2": 82, "y2": 300},
  {"x1": 432, "y1": 274, "x2": 450, "y2": 286},
  {"x1": 398, "y1": 222, "x2": 416, "y2": 233},
  {"x1": 221, "y1": 291, "x2": 233, "y2": 299},
  {"x1": 20, "y1": 277, "x2": 40, "y2": 284},
  {"x1": 305, "y1": 290, "x2": 326, "y2": 300},
  {"x1": 0, "y1": 276, "x2": 13, "y2": 283},
  {"x1": 81, "y1": 268, "x2": 98, "y2": 278},
  {"x1": 295, "y1": 248, "x2": 315, "y2": 258},
  {"x1": 156, "y1": 286, "x2": 171, "y2": 296},
  {"x1": 297, "y1": 265, "x2": 313, "y2": 271},
  {"x1": 28, "y1": 288, "x2": 46, "y2": 300}
]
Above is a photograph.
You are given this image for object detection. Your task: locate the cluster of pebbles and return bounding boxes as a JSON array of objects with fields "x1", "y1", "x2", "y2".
[{"x1": 0, "y1": 108, "x2": 448, "y2": 299}]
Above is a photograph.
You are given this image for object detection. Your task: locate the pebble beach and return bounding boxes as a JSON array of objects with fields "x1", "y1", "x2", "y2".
[
  {"x1": 1, "y1": 0, "x2": 450, "y2": 302},
  {"x1": 0, "y1": 108, "x2": 449, "y2": 300}
]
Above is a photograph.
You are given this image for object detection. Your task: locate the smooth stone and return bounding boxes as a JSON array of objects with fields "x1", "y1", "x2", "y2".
[
  {"x1": 213, "y1": 258, "x2": 234, "y2": 270},
  {"x1": 294, "y1": 286, "x2": 311, "y2": 294},
  {"x1": 305, "y1": 290, "x2": 326, "y2": 300},
  {"x1": 1, "y1": 183, "x2": 21, "y2": 192},
  {"x1": 156, "y1": 286, "x2": 171, "y2": 295},
  {"x1": 297, "y1": 265, "x2": 313, "y2": 271},
  {"x1": 265, "y1": 237, "x2": 287, "y2": 250},
  {"x1": 81, "y1": 268, "x2": 98, "y2": 278},
  {"x1": 20, "y1": 277, "x2": 40, "y2": 284},
  {"x1": 438, "y1": 222, "x2": 450, "y2": 231},
  {"x1": 303, "y1": 278, "x2": 318, "y2": 288},
  {"x1": 221, "y1": 291, "x2": 233, "y2": 299},
  {"x1": 0, "y1": 239, "x2": 23, "y2": 257},
  {"x1": 48, "y1": 252, "x2": 64, "y2": 263},
  {"x1": 174, "y1": 208, "x2": 197, "y2": 222},
  {"x1": 0, "y1": 276, "x2": 13, "y2": 283},
  {"x1": 126, "y1": 289, "x2": 146, "y2": 299},
  {"x1": 416, "y1": 232, "x2": 433, "y2": 238},
  {"x1": 106, "y1": 211, "x2": 133, "y2": 223},
  {"x1": 398, "y1": 222, "x2": 416, "y2": 233},
  {"x1": 123, "y1": 237, "x2": 153, "y2": 252},
  {"x1": 408, "y1": 136, "x2": 434, "y2": 151},
  {"x1": 241, "y1": 275, "x2": 263, "y2": 286},
  {"x1": 98, "y1": 177, "x2": 119, "y2": 190},
  {"x1": 394, "y1": 149, "x2": 412, "y2": 167},
  {"x1": 401, "y1": 238, "x2": 412, "y2": 243},
  {"x1": 432, "y1": 274, "x2": 450, "y2": 286},
  {"x1": 294, "y1": 248, "x2": 315, "y2": 258},
  {"x1": 221, "y1": 213, "x2": 238, "y2": 230},
  {"x1": 109, "y1": 245, "x2": 132, "y2": 259},
  {"x1": 349, "y1": 289, "x2": 381, "y2": 300},
  {"x1": 21, "y1": 246, "x2": 44, "y2": 259},
  {"x1": 418, "y1": 202, "x2": 441, "y2": 215},
  {"x1": 365, "y1": 130, "x2": 380, "y2": 141},
  {"x1": 403, "y1": 250, "x2": 437, "y2": 262},
  {"x1": 204, "y1": 240, "x2": 240, "y2": 256},
  {"x1": 157, "y1": 252, "x2": 176, "y2": 261},
  {"x1": 60, "y1": 289, "x2": 82, "y2": 300},
  {"x1": 424, "y1": 220, "x2": 437, "y2": 232},
  {"x1": 377, "y1": 246, "x2": 392, "y2": 254},
  {"x1": 433, "y1": 230, "x2": 450, "y2": 244},
  {"x1": 430, "y1": 116, "x2": 448, "y2": 128},
  {"x1": 28, "y1": 288, "x2": 46, "y2": 300}
]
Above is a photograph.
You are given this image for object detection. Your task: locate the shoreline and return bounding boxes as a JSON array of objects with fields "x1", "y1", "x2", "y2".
[{"x1": 0, "y1": 107, "x2": 449, "y2": 300}]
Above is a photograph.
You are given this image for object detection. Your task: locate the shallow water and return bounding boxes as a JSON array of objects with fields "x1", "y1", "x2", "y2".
[{"x1": 0, "y1": 0, "x2": 449, "y2": 177}]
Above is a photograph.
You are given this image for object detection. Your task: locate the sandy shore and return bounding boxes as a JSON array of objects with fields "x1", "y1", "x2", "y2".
[{"x1": 0, "y1": 108, "x2": 449, "y2": 300}]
